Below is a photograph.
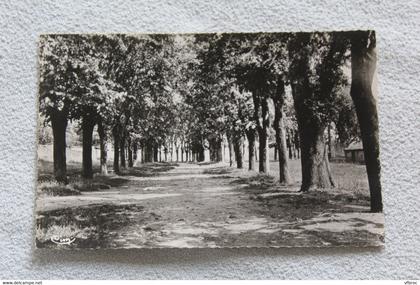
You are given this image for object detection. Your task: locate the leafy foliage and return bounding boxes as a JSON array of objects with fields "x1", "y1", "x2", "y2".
[{"x1": 39, "y1": 32, "x2": 360, "y2": 160}]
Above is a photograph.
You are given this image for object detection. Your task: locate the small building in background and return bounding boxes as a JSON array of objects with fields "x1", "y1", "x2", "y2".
[{"x1": 344, "y1": 141, "x2": 364, "y2": 163}]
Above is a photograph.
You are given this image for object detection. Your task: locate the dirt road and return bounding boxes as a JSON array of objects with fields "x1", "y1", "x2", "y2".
[{"x1": 36, "y1": 162, "x2": 384, "y2": 248}]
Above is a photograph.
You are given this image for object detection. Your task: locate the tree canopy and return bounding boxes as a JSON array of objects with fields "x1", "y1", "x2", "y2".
[{"x1": 39, "y1": 32, "x2": 362, "y2": 188}]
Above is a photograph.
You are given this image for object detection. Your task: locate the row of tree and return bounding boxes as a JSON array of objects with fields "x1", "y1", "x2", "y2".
[{"x1": 39, "y1": 31, "x2": 382, "y2": 212}]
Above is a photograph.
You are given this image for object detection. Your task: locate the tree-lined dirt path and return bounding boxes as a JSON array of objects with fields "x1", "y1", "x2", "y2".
[{"x1": 36, "y1": 163, "x2": 384, "y2": 248}]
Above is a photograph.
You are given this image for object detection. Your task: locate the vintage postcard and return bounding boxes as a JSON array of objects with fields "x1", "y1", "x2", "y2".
[{"x1": 36, "y1": 31, "x2": 384, "y2": 248}]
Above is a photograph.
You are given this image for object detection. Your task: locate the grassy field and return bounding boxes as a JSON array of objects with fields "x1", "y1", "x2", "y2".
[{"x1": 37, "y1": 144, "x2": 368, "y2": 195}]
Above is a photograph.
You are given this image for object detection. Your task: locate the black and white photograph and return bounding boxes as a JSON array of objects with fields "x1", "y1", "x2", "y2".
[{"x1": 36, "y1": 31, "x2": 384, "y2": 249}]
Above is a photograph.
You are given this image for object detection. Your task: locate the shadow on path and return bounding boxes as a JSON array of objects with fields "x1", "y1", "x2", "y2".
[
  {"x1": 36, "y1": 204, "x2": 147, "y2": 249},
  {"x1": 35, "y1": 162, "x2": 384, "y2": 248}
]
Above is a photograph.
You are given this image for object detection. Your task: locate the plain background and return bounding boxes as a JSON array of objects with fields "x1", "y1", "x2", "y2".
[{"x1": 0, "y1": 0, "x2": 419, "y2": 279}]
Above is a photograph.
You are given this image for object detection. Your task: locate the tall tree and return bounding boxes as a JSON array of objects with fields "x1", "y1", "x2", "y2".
[
  {"x1": 229, "y1": 34, "x2": 290, "y2": 174},
  {"x1": 65, "y1": 35, "x2": 118, "y2": 179},
  {"x1": 39, "y1": 35, "x2": 108, "y2": 181},
  {"x1": 349, "y1": 31, "x2": 382, "y2": 212},
  {"x1": 81, "y1": 113, "x2": 96, "y2": 179},
  {"x1": 272, "y1": 78, "x2": 292, "y2": 184},
  {"x1": 288, "y1": 32, "x2": 347, "y2": 191},
  {"x1": 97, "y1": 118, "x2": 108, "y2": 175},
  {"x1": 50, "y1": 109, "x2": 68, "y2": 183},
  {"x1": 39, "y1": 35, "x2": 73, "y2": 183},
  {"x1": 252, "y1": 84, "x2": 271, "y2": 173},
  {"x1": 112, "y1": 124, "x2": 120, "y2": 174}
]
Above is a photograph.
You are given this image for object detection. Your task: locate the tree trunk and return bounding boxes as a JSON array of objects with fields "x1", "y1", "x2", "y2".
[
  {"x1": 127, "y1": 137, "x2": 133, "y2": 168},
  {"x1": 327, "y1": 123, "x2": 332, "y2": 159},
  {"x1": 227, "y1": 135, "x2": 234, "y2": 167},
  {"x1": 350, "y1": 30, "x2": 382, "y2": 212},
  {"x1": 255, "y1": 144, "x2": 258, "y2": 161},
  {"x1": 273, "y1": 79, "x2": 292, "y2": 184},
  {"x1": 197, "y1": 144, "x2": 205, "y2": 162},
  {"x1": 120, "y1": 136, "x2": 126, "y2": 168},
  {"x1": 97, "y1": 119, "x2": 108, "y2": 175},
  {"x1": 257, "y1": 120, "x2": 269, "y2": 173},
  {"x1": 133, "y1": 143, "x2": 138, "y2": 163},
  {"x1": 233, "y1": 135, "x2": 243, "y2": 169},
  {"x1": 112, "y1": 126, "x2": 120, "y2": 174},
  {"x1": 287, "y1": 131, "x2": 293, "y2": 160},
  {"x1": 275, "y1": 116, "x2": 292, "y2": 184},
  {"x1": 274, "y1": 147, "x2": 278, "y2": 161},
  {"x1": 254, "y1": 90, "x2": 270, "y2": 173},
  {"x1": 300, "y1": 127, "x2": 335, "y2": 191},
  {"x1": 149, "y1": 144, "x2": 154, "y2": 163},
  {"x1": 51, "y1": 110, "x2": 68, "y2": 183},
  {"x1": 216, "y1": 140, "x2": 223, "y2": 162},
  {"x1": 153, "y1": 145, "x2": 158, "y2": 162},
  {"x1": 82, "y1": 114, "x2": 95, "y2": 179},
  {"x1": 143, "y1": 140, "x2": 154, "y2": 163},
  {"x1": 246, "y1": 129, "x2": 256, "y2": 171},
  {"x1": 292, "y1": 82, "x2": 335, "y2": 192},
  {"x1": 209, "y1": 141, "x2": 214, "y2": 162},
  {"x1": 222, "y1": 142, "x2": 226, "y2": 163}
]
